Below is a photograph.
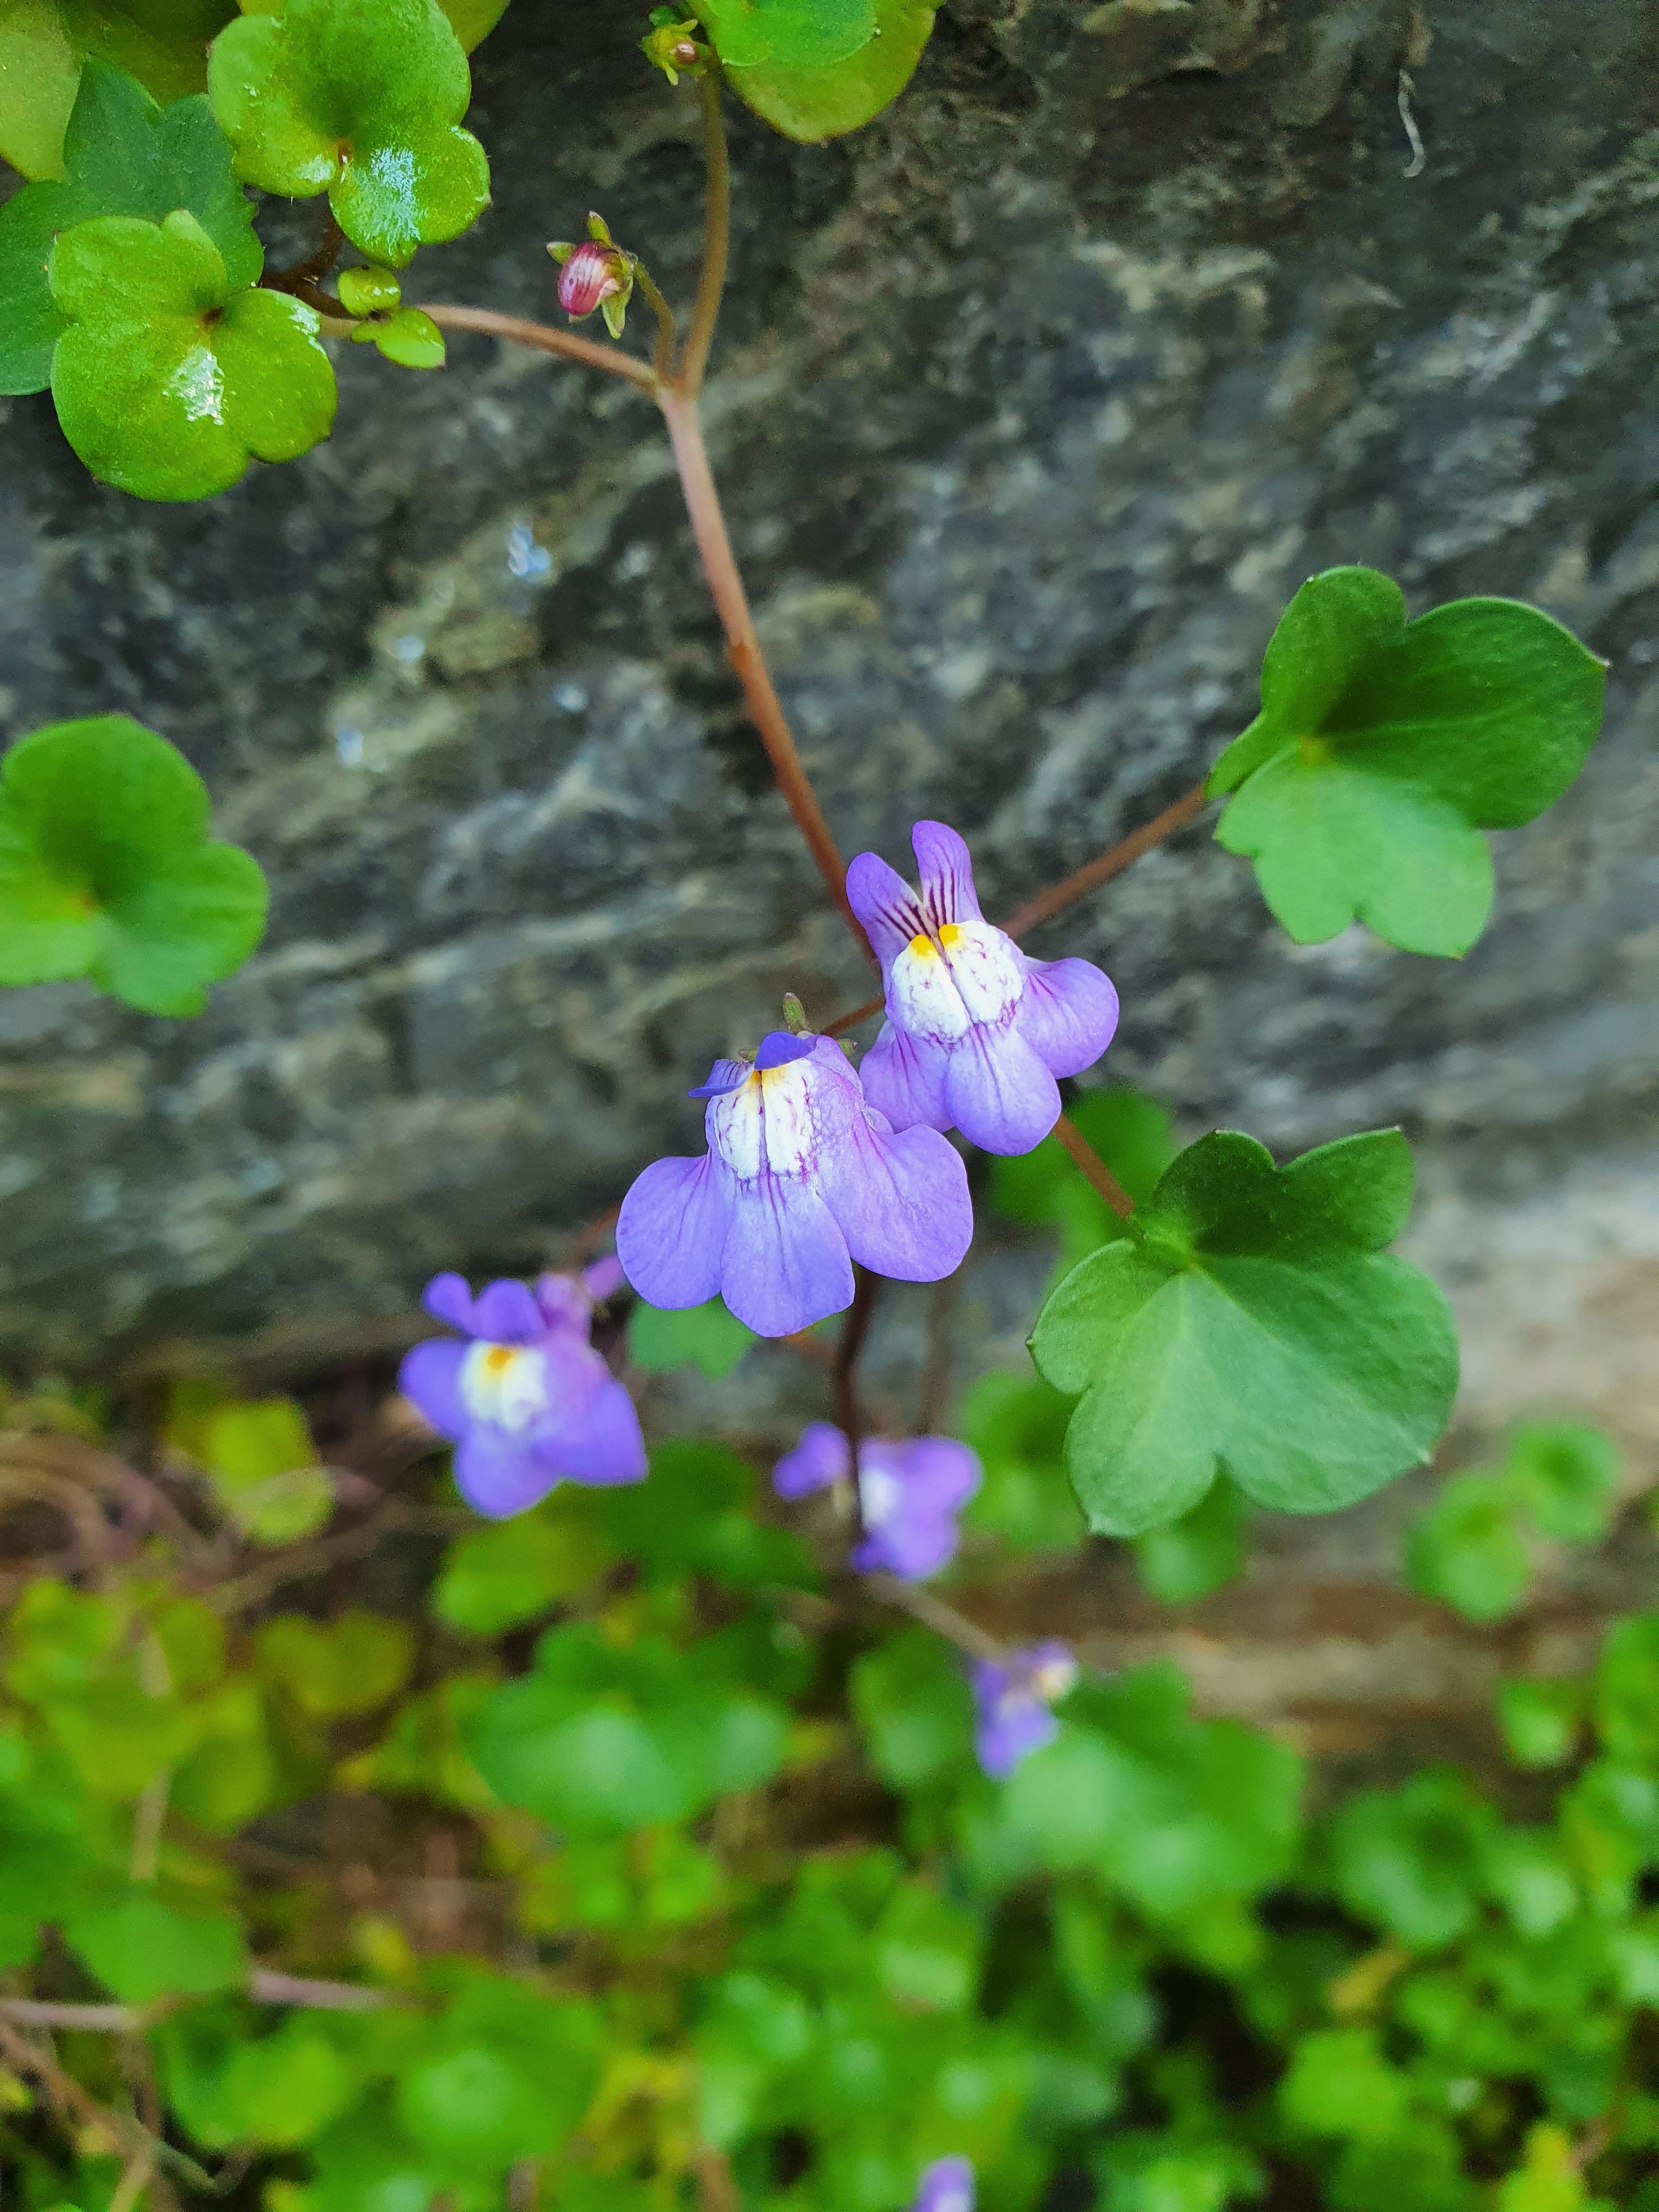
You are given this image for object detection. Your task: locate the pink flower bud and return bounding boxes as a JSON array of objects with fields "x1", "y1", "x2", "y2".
[{"x1": 557, "y1": 241, "x2": 630, "y2": 320}]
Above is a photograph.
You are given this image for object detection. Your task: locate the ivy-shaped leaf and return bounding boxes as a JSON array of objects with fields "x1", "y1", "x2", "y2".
[
  {"x1": 207, "y1": 0, "x2": 491, "y2": 267},
  {"x1": 48, "y1": 210, "x2": 337, "y2": 501},
  {"x1": 713, "y1": 0, "x2": 936, "y2": 140},
  {"x1": 0, "y1": 715, "x2": 269, "y2": 1016},
  {"x1": 692, "y1": 0, "x2": 875, "y2": 71},
  {"x1": 1207, "y1": 567, "x2": 1606, "y2": 957},
  {"x1": 0, "y1": 0, "x2": 236, "y2": 181},
  {"x1": 0, "y1": 60, "x2": 258, "y2": 398},
  {"x1": 1029, "y1": 1128, "x2": 1458, "y2": 1536}
]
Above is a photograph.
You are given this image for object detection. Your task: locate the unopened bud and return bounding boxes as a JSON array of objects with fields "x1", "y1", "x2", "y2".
[
  {"x1": 554, "y1": 239, "x2": 632, "y2": 321},
  {"x1": 641, "y1": 13, "x2": 707, "y2": 82},
  {"x1": 781, "y1": 992, "x2": 808, "y2": 1034}
]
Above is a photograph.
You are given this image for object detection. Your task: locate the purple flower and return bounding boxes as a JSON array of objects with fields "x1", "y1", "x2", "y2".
[
  {"x1": 846, "y1": 820, "x2": 1119, "y2": 1156},
  {"x1": 912, "y1": 2159, "x2": 975, "y2": 2212},
  {"x1": 398, "y1": 1266, "x2": 645, "y2": 1519},
  {"x1": 616, "y1": 1030, "x2": 972, "y2": 1339},
  {"x1": 970, "y1": 1640, "x2": 1078, "y2": 1779},
  {"x1": 556, "y1": 238, "x2": 630, "y2": 319},
  {"x1": 774, "y1": 1421, "x2": 980, "y2": 1581}
]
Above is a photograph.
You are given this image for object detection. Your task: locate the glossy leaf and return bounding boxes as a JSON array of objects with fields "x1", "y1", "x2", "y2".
[
  {"x1": 49, "y1": 211, "x2": 336, "y2": 501},
  {"x1": 0, "y1": 59, "x2": 257, "y2": 397},
  {"x1": 207, "y1": 0, "x2": 490, "y2": 267},
  {"x1": 0, "y1": 0, "x2": 236, "y2": 181},
  {"x1": 718, "y1": 0, "x2": 935, "y2": 139},
  {"x1": 1209, "y1": 568, "x2": 1606, "y2": 956},
  {"x1": 335, "y1": 263, "x2": 403, "y2": 317},
  {"x1": 353, "y1": 303, "x2": 447, "y2": 368},
  {"x1": 693, "y1": 0, "x2": 874, "y2": 70},
  {"x1": 1029, "y1": 1128, "x2": 1459, "y2": 1536},
  {"x1": 0, "y1": 715, "x2": 268, "y2": 1015}
]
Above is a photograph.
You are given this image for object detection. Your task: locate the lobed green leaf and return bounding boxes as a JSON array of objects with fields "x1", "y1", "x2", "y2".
[
  {"x1": 712, "y1": 0, "x2": 936, "y2": 139},
  {"x1": 1030, "y1": 1128, "x2": 1458, "y2": 1535},
  {"x1": 0, "y1": 0, "x2": 236, "y2": 181},
  {"x1": 0, "y1": 715, "x2": 269, "y2": 1015},
  {"x1": 1209, "y1": 567, "x2": 1606, "y2": 957}
]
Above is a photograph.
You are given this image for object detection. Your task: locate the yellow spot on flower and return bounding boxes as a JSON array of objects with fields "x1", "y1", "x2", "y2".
[
  {"x1": 907, "y1": 932, "x2": 937, "y2": 958},
  {"x1": 938, "y1": 923, "x2": 963, "y2": 949},
  {"x1": 481, "y1": 1345, "x2": 516, "y2": 1378}
]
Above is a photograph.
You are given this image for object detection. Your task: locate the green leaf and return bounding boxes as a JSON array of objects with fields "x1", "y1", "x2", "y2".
[
  {"x1": 1506, "y1": 1422, "x2": 1621, "y2": 1545},
  {"x1": 956, "y1": 1372, "x2": 1085, "y2": 1555},
  {"x1": 466, "y1": 1623, "x2": 788, "y2": 1835},
  {"x1": 0, "y1": 716, "x2": 269, "y2": 1015},
  {"x1": 1131, "y1": 1475, "x2": 1251, "y2": 1606},
  {"x1": 356, "y1": 304, "x2": 446, "y2": 369},
  {"x1": 1495, "y1": 2125, "x2": 1595, "y2": 2212},
  {"x1": 1496, "y1": 1675, "x2": 1585, "y2": 1770},
  {"x1": 1405, "y1": 1470, "x2": 1532, "y2": 1623},
  {"x1": 434, "y1": 0, "x2": 510, "y2": 48},
  {"x1": 433, "y1": 1496, "x2": 613, "y2": 1637},
  {"x1": 161, "y1": 2009, "x2": 365, "y2": 2150},
  {"x1": 0, "y1": 0, "x2": 236, "y2": 181},
  {"x1": 1328, "y1": 1769, "x2": 1496, "y2": 1950},
  {"x1": 207, "y1": 0, "x2": 490, "y2": 267},
  {"x1": 628, "y1": 1296, "x2": 757, "y2": 1380},
  {"x1": 1029, "y1": 1128, "x2": 1458, "y2": 1536},
  {"x1": 872, "y1": 1882, "x2": 980, "y2": 2013},
  {"x1": 1593, "y1": 1613, "x2": 1659, "y2": 1768},
  {"x1": 693, "y1": 0, "x2": 874, "y2": 70},
  {"x1": 994, "y1": 1666, "x2": 1302, "y2": 1918},
  {"x1": 395, "y1": 1971, "x2": 599, "y2": 2171},
  {"x1": 48, "y1": 210, "x2": 336, "y2": 501},
  {"x1": 599, "y1": 1439, "x2": 817, "y2": 1590},
  {"x1": 65, "y1": 1891, "x2": 246, "y2": 2004},
  {"x1": 1209, "y1": 569, "x2": 1605, "y2": 956},
  {"x1": 0, "y1": 60, "x2": 258, "y2": 397},
  {"x1": 849, "y1": 1627, "x2": 975, "y2": 1792},
  {"x1": 255, "y1": 1612, "x2": 414, "y2": 1718},
  {"x1": 990, "y1": 1084, "x2": 1179, "y2": 1281},
  {"x1": 1278, "y1": 2028, "x2": 1410, "y2": 2142},
  {"x1": 716, "y1": 0, "x2": 935, "y2": 139},
  {"x1": 201, "y1": 1396, "x2": 334, "y2": 1543},
  {"x1": 335, "y1": 264, "x2": 402, "y2": 317}
]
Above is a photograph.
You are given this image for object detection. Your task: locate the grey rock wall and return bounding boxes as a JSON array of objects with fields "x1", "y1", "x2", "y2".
[{"x1": 0, "y1": 0, "x2": 1655, "y2": 1523}]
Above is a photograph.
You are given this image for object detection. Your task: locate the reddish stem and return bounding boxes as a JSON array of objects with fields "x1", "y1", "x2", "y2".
[
  {"x1": 417, "y1": 304, "x2": 659, "y2": 392},
  {"x1": 999, "y1": 781, "x2": 1210, "y2": 941},
  {"x1": 1053, "y1": 1110, "x2": 1136, "y2": 1219}
]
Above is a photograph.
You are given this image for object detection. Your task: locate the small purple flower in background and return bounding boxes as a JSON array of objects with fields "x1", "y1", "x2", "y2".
[
  {"x1": 617, "y1": 1029, "x2": 971, "y2": 1339},
  {"x1": 970, "y1": 1639, "x2": 1079, "y2": 1779},
  {"x1": 912, "y1": 2158, "x2": 975, "y2": 2212},
  {"x1": 774, "y1": 1421, "x2": 980, "y2": 1581},
  {"x1": 847, "y1": 820, "x2": 1119, "y2": 1156},
  {"x1": 399, "y1": 1265, "x2": 645, "y2": 1519}
]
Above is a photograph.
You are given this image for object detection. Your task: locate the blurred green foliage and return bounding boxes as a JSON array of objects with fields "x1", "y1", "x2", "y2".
[{"x1": 0, "y1": 1379, "x2": 1649, "y2": 2212}]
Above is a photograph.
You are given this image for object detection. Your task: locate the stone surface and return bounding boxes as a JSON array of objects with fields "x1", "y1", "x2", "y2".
[{"x1": 0, "y1": 0, "x2": 1655, "y2": 1596}]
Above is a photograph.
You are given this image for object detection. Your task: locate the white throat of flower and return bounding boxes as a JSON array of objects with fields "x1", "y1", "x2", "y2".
[
  {"x1": 459, "y1": 1340, "x2": 550, "y2": 1431},
  {"x1": 858, "y1": 1460, "x2": 902, "y2": 1530},
  {"x1": 708, "y1": 1060, "x2": 817, "y2": 1181},
  {"x1": 888, "y1": 919, "x2": 1023, "y2": 1042}
]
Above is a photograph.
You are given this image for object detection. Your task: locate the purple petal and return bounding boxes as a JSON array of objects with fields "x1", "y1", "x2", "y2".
[
  {"x1": 774, "y1": 1420, "x2": 850, "y2": 1499},
  {"x1": 754, "y1": 1030, "x2": 817, "y2": 1071},
  {"x1": 544, "y1": 1376, "x2": 647, "y2": 1487},
  {"x1": 913, "y1": 2159, "x2": 975, "y2": 2212},
  {"x1": 421, "y1": 1272, "x2": 477, "y2": 1334},
  {"x1": 719, "y1": 1175, "x2": 853, "y2": 1336},
  {"x1": 1016, "y1": 956, "x2": 1120, "y2": 1079},
  {"x1": 469, "y1": 1279, "x2": 545, "y2": 1344},
  {"x1": 974, "y1": 1694, "x2": 1059, "y2": 1781},
  {"x1": 845, "y1": 850, "x2": 928, "y2": 975},
  {"x1": 912, "y1": 820, "x2": 984, "y2": 929},
  {"x1": 853, "y1": 1511, "x2": 958, "y2": 1582},
  {"x1": 533, "y1": 1272, "x2": 591, "y2": 1334},
  {"x1": 581, "y1": 1254, "x2": 627, "y2": 1304},
  {"x1": 617, "y1": 1154, "x2": 733, "y2": 1310},
  {"x1": 453, "y1": 1425, "x2": 559, "y2": 1519},
  {"x1": 857, "y1": 1022, "x2": 951, "y2": 1135},
  {"x1": 942, "y1": 1022, "x2": 1060, "y2": 1155},
  {"x1": 689, "y1": 1056, "x2": 751, "y2": 1100},
  {"x1": 886, "y1": 1436, "x2": 981, "y2": 1510},
  {"x1": 817, "y1": 1116, "x2": 972, "y2": 1283},
  {"x1": 398, "y1": 1337, "x2": 469, "y2": 1441}
]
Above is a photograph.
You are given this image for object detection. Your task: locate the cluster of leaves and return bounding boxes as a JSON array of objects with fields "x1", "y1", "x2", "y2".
[
  {"x1": 1407, "y1": 1425, "x2": 1624, "y2": 1626},
  {"x1": 0, "y1": 1364, "x2": 1652, "y2": 2212}
]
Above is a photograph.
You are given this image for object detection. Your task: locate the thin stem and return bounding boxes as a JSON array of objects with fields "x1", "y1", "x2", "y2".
[
  {"x1": 631, "y1": 262, "x2": 679, "y2": 381},
  {"x1": 676, "y1": 71, "x2": 730, "y2": 396},
  {"x1": 264, "y1": 212, "x2": 345, "y2": 295},
  {"x1": 658, "y1": 386, "x2": 872, "y2": 953},
  {"x1": 999, "y1": 781, "x2": 1210, "y2": 940},
  {"x1": 0, "y1": 1974, "x2": 409, "y2": 2036},
  {"x1": 865, "y1": 1573, "x2": 1006, "y2": 1663},
  {"x1": 1053, "y1": 1110, "x2": 1136, "y2": 1219},
  {"x1": 832, "y1": 1267, "x2": 881, "y2": 1546},
  {"x1": 416, "y1": 305, "x2": 659, "y2": 393},
  {"x1": 825, "y1": 992, "x2": 883, "y2": 1038}
]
